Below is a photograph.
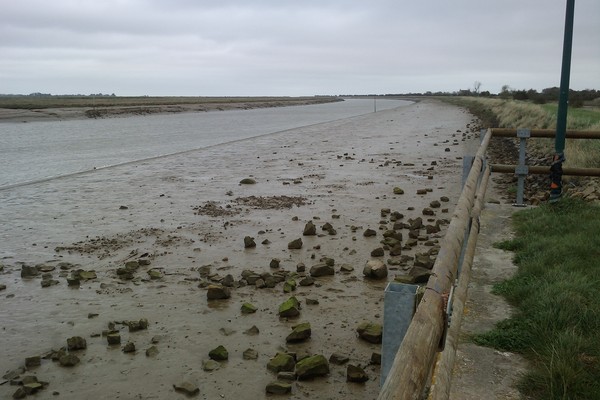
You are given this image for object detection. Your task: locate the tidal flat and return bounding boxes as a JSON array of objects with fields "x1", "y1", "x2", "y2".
[{"x1": 0, "y1": 100, "x2": 480, "y2": 399}]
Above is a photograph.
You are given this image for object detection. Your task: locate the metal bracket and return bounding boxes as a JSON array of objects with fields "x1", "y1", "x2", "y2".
[
  {"x1": 515, "y1": 165, "x2": 529, "y2": 175},
  {"x1": 516, "y1": 128, "x2": 531, "y2": 138},
  {"x1": 438, "y1": 283, "x2": 456, "y2": 351}
]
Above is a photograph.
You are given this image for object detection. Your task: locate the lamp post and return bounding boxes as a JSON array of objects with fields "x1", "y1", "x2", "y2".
[{"x1": 550, "y1": 0, "x2": 575, "y2": 203}]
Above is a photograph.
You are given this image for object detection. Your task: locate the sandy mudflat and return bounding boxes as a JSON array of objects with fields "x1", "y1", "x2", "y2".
[
  {"x1": 0, "y1": 98, "x2": 341, "y2": 123},
  {"x1": 0, "y1": 100, "x2": 480, "y2": 399}
]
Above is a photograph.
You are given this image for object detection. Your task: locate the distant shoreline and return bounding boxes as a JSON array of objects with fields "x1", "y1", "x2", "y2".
[{"x1": 0, "y1": 96, "x2": 342, "y2": 123}]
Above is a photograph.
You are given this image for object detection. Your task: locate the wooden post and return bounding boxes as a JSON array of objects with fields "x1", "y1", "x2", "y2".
[{"x1": 378, "y1": 129, "x2": 492, "y2": 400}]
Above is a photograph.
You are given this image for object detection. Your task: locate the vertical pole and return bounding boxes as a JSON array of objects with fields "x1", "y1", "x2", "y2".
[
  {"x1": 374, "y1": 96, "x2": 377, "y2": 113},
  {"x1": 515, "y1": 129, "x2": 530, "y2": 206},
  {"x1": 550, "y1": 0, "x2": 575, "y2": 202}
]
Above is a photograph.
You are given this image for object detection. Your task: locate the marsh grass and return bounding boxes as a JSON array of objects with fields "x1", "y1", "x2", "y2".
[{"x1": 474, "y1": 198, "x2": 600, "y2": 399}]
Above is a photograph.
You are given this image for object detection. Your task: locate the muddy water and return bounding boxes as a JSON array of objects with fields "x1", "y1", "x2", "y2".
[{"x1": 0, "y1": 100, "x2": 477, "y2": 399}]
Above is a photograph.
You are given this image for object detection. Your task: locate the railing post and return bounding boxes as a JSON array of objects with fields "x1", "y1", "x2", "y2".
[{"x1": 514, "y1": 128, "x2": 530, "y2": 207}]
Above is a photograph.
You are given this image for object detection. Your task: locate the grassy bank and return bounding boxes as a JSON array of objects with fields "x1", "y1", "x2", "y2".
[
  {"x1": 441, "y1": 97, "x2": 600, "y2": 168},
  {"x1": 472, "y1": 198, "x2": 600, "y2": 399}
]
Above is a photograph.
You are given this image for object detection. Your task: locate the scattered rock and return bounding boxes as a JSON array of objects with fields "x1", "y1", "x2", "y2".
[
  {"x1": 122, "y1": 342, "x2": 136, "y2": 353},
  {"x1": 107, "y1": 333, "x2": 121, "y2": 345},
  {"x1": 283, "y1": 279, "x2": 296, "y2": 293},
  {"x1": 13, "y1": 387, "x2": 27, "y2": 399},
  {"x1": 295, "y1": 355, "x2": 330, "y2": 380},
  {"x1": 173, "y1": 381, "x2": 199, "y2": 396},
  {"x1": 329, "y1": 353, "x2": 350, "y2": 365},
  {"x1": 371, "y1": 352, "x2": 382, "y2": 365},
  {"x1": 430, "y1": 200, "x2": 441, "y2": 208},
  {"x1": 389, "y1": 244, "x2": 403, "y2": 256},
  {"x1": 243, "y1": 348, "x2": 259, "y2": 360},
  {"x1": 78, "y1": 270, "x2": 97, "y2": 280},
  {"x1": 0, "y1": 284, "x2": 6, "y2": 291},
  {"x1": 244, "y1": 325, "x2": 260, "y2": 336},
  {"x1": 277, "y1": 371, "x2": 296, "y2": 382},
  {"x1": 145, "y1": 346, "x2": 159, "y2": 357},
  {"x1": 339, "y1": 264, "x2": 354, "y2": 273},
  {"x1": 394, "y1": 266, "x2": 432, "y2": 284},
  {"x1": 299, "y1": 276, "x2": 315, "y2": 286},
  {"x1": 202, "y1": 359, "x2": 220, "y2": 371},
  {"x1": 347, "y1": 364, "x2": 369, "y2": 383},
  {"x1": 209, "y1": 345, "x2": 229, "y2": 361},
  {"x1": 241, "y1": 302, "x2": 257, "y2": 314},
  {"x1": 25, "y1": 356, "x2": 41, "y2": 368},
  {"x1": 147, "y1": 269, "x2": 163, "y2": 279},
  {"x1": 266, "y1": 381, "x2": 292, "y2": 395},
  {"x1": 59, "y1": 354, "x2": 80, "y2": 367},
  {"x1": 67, "y1": 336, "x2": 87, "y2": 351},
  {"x1": 303, "y1": 221, "x2": 317, "y2": 236},
  {"x1": 422, "y1": 207, "x2": 435, "y2": 216},
  {"x1": 244, "y1": 236, "x2": 256, "y2": 248},
  {"x1": 363, "y1": 260, "x2": 388, "y2": 280},
  {"x1": 207, "y1": 285, "x2": 231, "y2": 300},
  {"x1": 287, "y1": 238, "x2": 303, "y2": 249},
  {"x1": 409, "y1": 217, "x2": 423, "y2": 230},
  {"x1": 286, "y1": 322, "x2": 311, "y2": 343},
  {"x1": 127, "y1": 318, "x2": 149, "y2": 332},
  {"x1": 356, "y1": 322, "x2": 383, "y2": 344},
  {"x1": 278, "y1": 296, "x2": 301, "y2": 318},
  {"x1": 269, "y1": 258, "x2": 281, "y2": 269},
  {"x1": 309, "y1": 263, "x2": 334, "y2": 277},
  {"x1": 41, "y1": 277, "x2": 59, "y2": 288},
  {"x1": 20, "y1": 265, "x2": 39, "y2": 278},
  {"x1": 363, "y1": 229, "x2": 377, "y2": 237},
  {"x1": 393, "y1": 187, "x2": 404, "y2": 195},
  {"x1": 267, "y1": 353, "x2": 296, "y2": 373},
  {"x1": 239, "y1": 178, "x2": 256, "y2": 185},
  {"x1": 370, "y1": 247, "x2": 385, "y2": 257}
]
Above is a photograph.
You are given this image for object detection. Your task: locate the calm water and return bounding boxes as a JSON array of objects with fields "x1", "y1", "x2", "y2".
[{"x1": 0, "y1": 99, "x2": 410, "y2": 188}]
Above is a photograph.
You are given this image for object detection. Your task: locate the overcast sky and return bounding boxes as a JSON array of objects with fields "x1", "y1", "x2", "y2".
[{"x1": 1, "y1": 0, "x2": 599, "y2": 96}]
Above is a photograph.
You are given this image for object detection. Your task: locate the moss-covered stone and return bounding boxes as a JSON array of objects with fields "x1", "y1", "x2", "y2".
[
  {"x1": 241, "y1": 302, "x2": 257, "y2": 314},
  {"x1": 356, "y1": 322, "x2": 383, "y2": 344},
  {"x1": 295, "y1": 355, "x2": 329, "y2": 380},
  {"x1": 286, "y1": 322, "x2": 311, "y2": 343},
  {"x1": 267, "y1": 353, "x2": 295, "y2": 373},
  {"x1": 278, "y1": 296, "x2": 300, "y2": 318},
  {"x1": 209, "y1": 345, "x2": 229, "y2": 361},
  {"x1": 266, "y1": 381, "x2": 292, "y2": 394}
]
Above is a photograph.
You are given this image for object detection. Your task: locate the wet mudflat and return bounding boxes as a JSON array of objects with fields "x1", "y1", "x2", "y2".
[{"x1": 0, "y1": 100, "x2": 479, "y2": 399}]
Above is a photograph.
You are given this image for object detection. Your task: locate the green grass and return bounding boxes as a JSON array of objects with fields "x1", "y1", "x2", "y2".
[
  {"x1": 472, "y1": 197, "x2": 600, "y2": 399},
  {"x1": 542, "y1": 104, "x2": 600, "y2": 128}
]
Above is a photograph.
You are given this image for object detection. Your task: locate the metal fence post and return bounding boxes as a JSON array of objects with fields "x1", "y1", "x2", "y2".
[
  {"x1": 381, "y1": 282, "x2": 419, "y2": 387},
  {"x1": 514, "y1": 128, "x2": 530, "y2": 206}
]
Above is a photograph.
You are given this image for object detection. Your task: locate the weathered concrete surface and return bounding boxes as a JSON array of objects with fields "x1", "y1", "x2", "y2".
[{"x1": 449, "y1": 187, "x2": 530, "y2": 400}]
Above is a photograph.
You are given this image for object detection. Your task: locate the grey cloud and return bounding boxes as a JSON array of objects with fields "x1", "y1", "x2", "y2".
[{"x1": 1, "y1": 0, "x2": 598, "y2": 95}]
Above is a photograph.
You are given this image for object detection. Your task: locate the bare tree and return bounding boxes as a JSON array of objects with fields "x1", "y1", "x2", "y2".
[{"x1": 473, "y1": 81, "x2": 482, "y2": 95}]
